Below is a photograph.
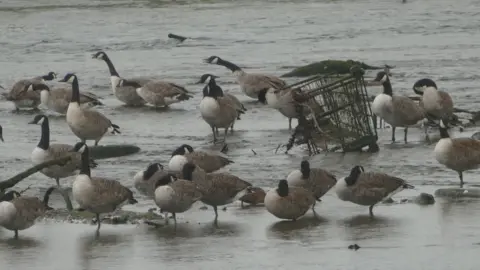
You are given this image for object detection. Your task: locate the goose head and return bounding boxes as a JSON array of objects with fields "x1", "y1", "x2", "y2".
[
  {"x1": 300, "y1": 160, "x2": 310, "y2": 178},
  {"x1": 373, "y1": 71, "x2": 389, "y2": 84},
  {"x1": 117, "y1": 79, "x2": 141, "y2": 88},
  {"x1": 344, "y1": 165, "x2": 365, "y2": 186},
  {"x1": 28, "y1": 114, "x2": 48, "y2": 125},
  {"x1": 92, "y1": 51, "x2": 108, "y2": 61},
  {"x1": 154, "y1": 174, "x2": 177, "y2": 189},
  {"x1": 58, "y1": 73, "x2": 77, "y2": 83},
  {"x1": 197, "y1": 74, "x2": 219, "y2": 84},
  {"x1": 171, "y1": 144, "x2": 194, "y2": 157},
  {"x1": 0, "y1": 190, "x2": 21, "y2": 202},
  {"x1": 144, "y1": 163, "x2": 164, "y2": 180},
  {"x1": 276, "y1": 179, "x2": 289, "y2": 197},
  {"x1": 412, "y1": 78, "x2": 438, "y2": 96},
  {"x1": 42, "y1": 72, "x2": 57, "y2": 81},
  {"x1": 203, "y1": 56, "x2": 222, "y2": 64}
]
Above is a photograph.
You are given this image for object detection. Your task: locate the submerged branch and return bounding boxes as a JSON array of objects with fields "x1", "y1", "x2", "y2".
[{"x1": 0, "y1": 156, "x2": 72, "y2": 192}]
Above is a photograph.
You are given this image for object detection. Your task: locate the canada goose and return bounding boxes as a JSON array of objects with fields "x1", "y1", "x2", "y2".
[
  {"x1": 31, "y1": 83, "x2": 103, "y2": 114},
  {"x1": 204, "y1": 56, "x2": 287, "y2": 102},
  {"x1": 264, "y1": 180, "x2": 316, "y2": 221},
  {"x1": 133, "y1": 163, "x2": 166, "y2": 197},
  {"x1": 265, "y1": 87, "x2": 301, "y2": 130},
  {"x1": 239, "y1": 187, "x2": 266, "y2": 207},
  {"x1": 0, "y1": 187, "x2": 56, "y2": 239},
  {"x1": 60, "y1": 73, "x2": 121, "y2": 146},
  {"x1": 92, "y1": 51, "x2": 149, "y2": 106},
  {"x1": 2, "y1": 72, "x2": 57, "y2": 111},
  {"x1": 30, "y1": 114, "x2": 97, "y2": 186},
  {"x1": 434, "y1": 120, "x2": 480, "y2": 187},
  {"x1": 182, "y1": 162, "x2": 251, "y2": 223},
  {"x1": 335, "y1": 165, "x2": 414, "y2": 216},
  {"x1": 286, "y1": 160, "x2": 337, "y2": 201},
  {"x1": 116, "y1": 78, "x2": 192, "y2": 107},
  {"x1": 153, "y1": 173, "x2": 203, "y2": 227},
  {"x1": 198, "y1": 74, "x2": 239, "y2": 145},
  {"x1": 371, "y1": 71, "x2": 426, "y2": 142},
  {"x1": 168, "y1": 144, "x2": 233, "y2": 173},
  {"x1": 412, "y1": 78, "x2": 454, "y2": 124},
  {"x1": 71, "y1": 143, "x2": 138, "y2": 233}
]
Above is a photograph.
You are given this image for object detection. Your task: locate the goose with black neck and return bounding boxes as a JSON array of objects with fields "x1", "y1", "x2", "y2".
[
  {"x1": 60, "y1": 73, "x2": 121, "y2": 146},
  {"x1": 412, "y1": 78, "x2": 455, "y2": 125},
  {"x1": 29, "y1": 114, "x2": 98, "y2": 186},
  {"x1": 371, "y1": 70, "x2": 426, "y2": 143},
  {"x1": 204, "y1": 56, "x2": 287, "y2": 103},
  {"x1": 198, "y1": 74, "x2": 240, "y2": 146},
  {"x1": 92, "y1": 51, "x2": 150, "y2": 106},
  {"x1": 2, "y1": 71, "x2": 57, "y2": 111}
]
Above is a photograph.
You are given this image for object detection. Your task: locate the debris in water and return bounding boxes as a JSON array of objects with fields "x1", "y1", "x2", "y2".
[{"x1": 348, "y1": 244, "x2": 361, "y2": 250}]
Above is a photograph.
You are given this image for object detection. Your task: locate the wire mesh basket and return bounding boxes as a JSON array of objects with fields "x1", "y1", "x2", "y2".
[{"x1": 284, "y1": 66, "x2": 378, "y2": 154}]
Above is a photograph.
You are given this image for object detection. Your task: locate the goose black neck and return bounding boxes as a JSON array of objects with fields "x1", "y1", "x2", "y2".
[
  {"x1": 103, "y1": 55, "x2": 120, "y2": 77},
  {"x1": 37, "y1": 118, "x2": 50, "y2": 150},
  {"x1": 218, "y1": 59, "x2": 242, "y2": 72},
  {"x1": 439, "y1": 126, "x2": 450, "y2": 139},
  {"x1": 80, "y1": 147, "x2": 91, "y2": 177},
  {"x1": 382, "y1": 78, "x2": 393, "y2": 96},
  {"x1": 301, "y1": 167, "x2": 310, "y2": 178},
  {"x1": 345, "y1": 174, "x2": 359, "y2": 186},
  {"x1": 70, "y1": 76, "x2": 80, "y2": 103},
  {"x1": 204, "y1": 79, "x2": 224, "y2": 99},
  {"x1": 277, "y1": 180, "x2": 289, "y2": 197}
]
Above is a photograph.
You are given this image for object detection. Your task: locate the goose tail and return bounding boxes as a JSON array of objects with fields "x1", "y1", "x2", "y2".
[
  {"x1": 111, "y1": 124, "x2": 121, "y2": 134},
  {"x1": 128, "y1": 192, "x2": 138, "y2": 204},
  {"x1": 403, "y1": 183, "x2": 414, "y2": 189},
  {"x1": 91, "y1": 100, "x2": 104, "y2": 106}
]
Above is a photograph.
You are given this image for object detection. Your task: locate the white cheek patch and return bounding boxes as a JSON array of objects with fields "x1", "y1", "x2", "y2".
[
  {"x1": 212, "y1": 58, "x2": 218, "y2": 64},
  {"x1": 205, "y1": 76, "x2": 212, "y2": 84},
  {"x1": 380, "y1": 75, "x2": 387, "y2": 83}
]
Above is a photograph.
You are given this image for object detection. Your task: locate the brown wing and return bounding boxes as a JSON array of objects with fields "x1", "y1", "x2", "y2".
[
  {"x1": 391, "y1": 96, "x2": 425, "y2": 124},
  {"x1": 186, "y1": 151, "x2": 233, "y2": 173},
  {"x1": 308, "y1": 168, "x2": 337, "y2": 197},
  {"x1": 438, "y1": 91, "x2": 454, "y2": 116},
  {"x1": 243, "y1": 73, "x2": 287, "y2": 91},
  {"x1": 90, "y1": 177, "x2": 132, "y2": 206},
  {"x1": 208, "y1": 173, "x2": 252, "y2": 196},
  {"x1": 355, "y1": 172, "x2": 406, "y2": 194},
  {"x1": 171, "y1": 180, "x2": 203, "y2": 202},
  {"x1": 449, "y1": 138, "x2": 480, "y2": 167},
  {"x1": 143, "y1": 81, "x2": 190, "y2": 97},
  {"x1": 288, "y1": 187, "x2": 315, "y2": 209},
  {"x1": 12, "y1": 197, "x2": 47, "y2": 219}
]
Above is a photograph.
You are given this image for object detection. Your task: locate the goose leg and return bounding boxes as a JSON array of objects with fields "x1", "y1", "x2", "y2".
[
  {"x1": 213, "y1": 205, "x2": 219, "y2": 223},
  {"x1": 172, "y1": 213, "x2": 177, "y2": 230},
  {"x1": 458, "y1": 171, "x2": 464, "y2": 187},
  {"x1": 56, "y1": 180, "x2": 73, "y2": 211},
  {"x1": 369, "y1": 205, "x2": 374, "y2": 217},
  {"x1": 94, "y1": 140, "x2": 99, "y2": 146},
  {"x1": 164, "y1": 212, "x2": 169, "y2": 225},
  {"x1": 211, "y1": 126, "x2": 217, "y2": 143},
  {"x1": 14, "y1": 230, "x2": 18, "y2": 239},
  {"x1": 424, "y1": 122, "x2": 430, "y2": 143},
  {"x1": 96, "y1": 213, "x2": 101, "y2": 232},
  {"x1": 288, "y1": 118, "x2": 292, "y2": 130},
  {"x1": 223, "y1": 128, "x2": 228, "y2": 147},
  {"x1": 404, "y1": 127, "x2": 408, "y2": 143},
  {"x1": 391, "y1": 127, "x2": 396, "y2": 142},
  {"x1": 241, "y1": 201, "x2": 244, "y2": 208}
]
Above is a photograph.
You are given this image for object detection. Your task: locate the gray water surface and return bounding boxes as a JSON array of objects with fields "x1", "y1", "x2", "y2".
[{"x1": 1, "y1": 0, "x2": 480, "y2": 269}]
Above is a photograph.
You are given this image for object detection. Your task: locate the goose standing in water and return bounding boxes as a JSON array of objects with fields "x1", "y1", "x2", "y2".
[
  {"x1": 71, "y1": 143, "x2": 138, "y2": 233},
  {"x1": 335, "y1": 165, "x2": 414, "y2": 216},
  {"x1": 168, "y1": 144, "x2": 233, "y2": 173},
  {"x1": 198, "y1": 74, "x2": 239, "y2": 145},
  {"x1": 133, "y1": 163, "x2": 167, "y2": 197},
  {"x1": 153, "y1": 173, "x2": 203, "y2": 228},
  {"x1": 92, "y1": 51, "x2": 149, "y2": 106},
  {"x1": 286, "y1": 160, "x2": 337, "y2": 202},
  {"x1": 60, "y1": 73, "x2": 121, "y2": 146},
  {"x1": 0, "y1": 187, "x2": 57, "y2": 239},
  {"x1": 116, "y1": 78, "x2": 192, "y2": 108},
  {"x1": 30, "y1": 114, "x2": 98, "y2": 187},
  {"x1": 182, "y1": 162, "x2": 251, "y2": 224},
  {"x1": 412, "y1": 78, "x2": 454, "y2": 124},
  {"x1": 434, "y1": 120, "x2": 480, "y2": 187},
  {"x1": 204, "y1": 56, "x2": 287, "y2": 103},
  {"x1": 31, "y1": 82, "x2": 103, "y2": 115},
  {"x1": 264, "y1": 180, "x2": 316, "y2": 221},
  {"x1": 371, "y1": 71, "x2": 426, "y2": 142},
  {"x1": 2, "y1": 71, "x2": 57, "y2": 111}
]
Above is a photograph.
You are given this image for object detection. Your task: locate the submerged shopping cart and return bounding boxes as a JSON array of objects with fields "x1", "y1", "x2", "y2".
[{"x1": 279, "y1": 66, "x2": 379, "y2": 155}]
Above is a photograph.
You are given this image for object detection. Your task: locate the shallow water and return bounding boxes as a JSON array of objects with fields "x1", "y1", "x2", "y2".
[{"x1": 1, "y1": 0, "x2": 480, "y2": 269}]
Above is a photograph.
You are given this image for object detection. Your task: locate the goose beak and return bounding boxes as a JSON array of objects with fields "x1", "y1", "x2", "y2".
[
  {"x1": 91, "y1": 53, "x2": 98, "y2": 59},
  {"x1": 28, "y1": 120, "x2": 36, "y2": 124},
  {"x1": 203, "y1": 58, "x2": 211, "y2": 63}
]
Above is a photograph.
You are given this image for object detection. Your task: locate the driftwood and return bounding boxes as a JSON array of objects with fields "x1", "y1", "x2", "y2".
[{"x1": 0, "y1": 156, "x2": 71, "y2": 192}]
